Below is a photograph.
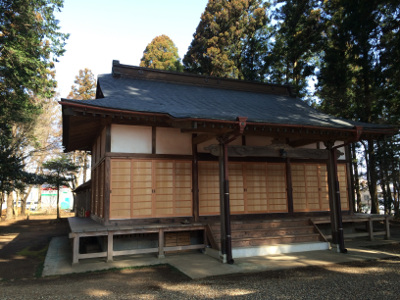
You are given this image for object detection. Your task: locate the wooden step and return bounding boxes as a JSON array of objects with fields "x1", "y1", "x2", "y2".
[
  {"x1": 207, "y1": 218, "x2": 324, "y2": 250},
  {"x1": 214, "y1": 226, "x2": 315, "y2": 240},
  {"x1": 210, "y1": 219, "x2": 311, "y2": 232},
  {"x1": 231, "y1": 234, "x2": 321, "y2": 247}
]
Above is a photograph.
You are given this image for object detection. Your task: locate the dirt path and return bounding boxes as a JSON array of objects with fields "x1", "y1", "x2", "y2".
[
  {"x1": 0, "y1": 214, "x2": 70, "y2": 280},
  {"x1": 1, "y1": 216, "x2": 400, "y2": 299}
]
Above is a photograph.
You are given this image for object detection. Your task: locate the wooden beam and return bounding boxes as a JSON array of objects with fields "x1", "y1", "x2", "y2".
[
  {"x1": 205, "y1": 144, "x2": 343, "y2": 160},
  {"x1": 192, "y1": 134, "x2": 217, "y2": 145}
]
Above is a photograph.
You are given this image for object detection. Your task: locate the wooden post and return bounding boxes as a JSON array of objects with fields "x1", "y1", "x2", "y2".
[
  {"x1": 158, "y1": 228, "x2": 165, "y2": 258},
  {"x1": 345, "y1": 145, "x2": 355, "y2": 214},
  {"x1": 72, "y1": 235, "x2": 79, "y2": 264},
  {"x1": 217, "y1": 139, "x2": 234, "y2": 263},
  {"x1": 286, "y1": 157, "x2": 294, "y2": 214},
  {"x1": 224, "y1": 145, "x2": 233, "y2": 264},
  {"x1": 192, "y1": 134, "x2": 199, "y2": 222},
  {"x1": 105, "y1": 123, "x2": 111, "y2": 153},
  {"x1": 107, "y1": 232, "x2": 113, "y2": 262},
  {"x1": 103, "y1": 157, "x2": 111, "y2": 224},
  {"x1": 152, "y1": 126, "x2": 156, "y2": 154},
  {"x1": 219, "y1": 143, "x2": 227, "y2": 260},
  {"x1": 326, "y1": 143, "x2": 347, "y2": 253}
]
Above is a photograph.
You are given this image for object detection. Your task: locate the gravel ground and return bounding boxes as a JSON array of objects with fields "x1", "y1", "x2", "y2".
[
  {"x1": 0, "y1": 258, "x2": 400, "y2": 299},
  {"x1": 1, "y1": 216, "x2": 400, "y2": 299}
]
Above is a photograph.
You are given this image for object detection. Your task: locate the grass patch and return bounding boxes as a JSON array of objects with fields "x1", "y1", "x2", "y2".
[
  {"x1": 17, "y1": 245, "x2": 48, "y2": 260},
  {"x1": 17, "y1": 245, "x2": 49, "y2": 278}
]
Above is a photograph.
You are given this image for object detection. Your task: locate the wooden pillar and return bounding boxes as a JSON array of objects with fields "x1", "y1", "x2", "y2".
[
  {"x1": 107, "y1": 232, "x2": 113, "y2": 262},
  {"x1": 103, "y1": 124, "x2": 111, "y2": 224},
  {"x1": 105, "y1": 123, "x2": 111, "y2": 153},
  {"x1": 152, "y1": 126, "x2": 156, "y2": 154},
  {"x1": 286, "y1": 157, "x2": 294, "y2": 214},
  {"x1": 72, "y1": 235, "x2": 79, "y2": 264},
  {"x1": 218, "y1": 141, "x2": 233, "y2": 264},
  {"x1": 103, "y1": 157, "x2": 111, "y2": 224},
  {"x1": 158, "y1": 228, "x2": 165, "y2": 258},
  {"x1": 327, "y1": 144, "x2": 347, "y2": 253},
  {"x1": 192, "y1": 134, "x2": 199, "y2": 222},
  {"x1": 219, "y1": 143, "x2": 227, "y2": 259},
  {"x1": 345, "y1": 145, "x2": 355, "y2": 214}
]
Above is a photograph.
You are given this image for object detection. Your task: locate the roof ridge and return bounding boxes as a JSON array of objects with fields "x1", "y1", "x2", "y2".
[{"x1": 111, "y1": 60, "x2": 295, "y2": 97}]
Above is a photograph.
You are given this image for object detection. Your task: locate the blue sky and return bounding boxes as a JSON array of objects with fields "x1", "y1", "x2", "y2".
[{"x1": 55, "y1": 0, "x2": 208, "y2": 98}]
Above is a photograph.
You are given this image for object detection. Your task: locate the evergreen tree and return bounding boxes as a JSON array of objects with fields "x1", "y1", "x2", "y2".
[
  {"x1": 316, "y1": 0, "x2": 400, "y2": 214},
  {"x1": 183, "y1": 0, "x2": 268, "y2": 79},
  {"x1": 42, "y1": 155, "x2": 78, "y2": 219},
  {"x1": 0, "y1": 0, "x2": 68, "y2": 125},
  {"x1": 67, "y1": 69, "x2": 95, "y2": 187},
  {"x1": 0, "y1": 0, "x2": 68, "y2": 209},
  {"x1": 140, "y1": 35, "x2": 183, "y2": 71},
  {"x1": 67, "y1": 68, "x2": 97, "y2": 100},
  {"x1": 266, "y1": 0, "x2": 323, "y2": 99}
]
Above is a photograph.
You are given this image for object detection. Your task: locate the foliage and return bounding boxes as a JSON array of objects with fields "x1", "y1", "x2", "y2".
[
  {"x1": 266, "y1": 0, "x2": 323, "y2": 99},
  {"x1": 183, "y1": 0, "x2": 268, "y2": 79},
  {"x1": 316, "y1": 0, "x2": 400, "y2": 214},
  {"x1": 0, "y1": 127, "x2": 25, "y2": 196},
  {"x1": 0, "y1": 0, "x2": 68, "y2": 125},
  {"x1": 67, "y1": 68, "x2": 97, "y2": 100},
  {"x1": 0, "y1": 0, "x2": 68, "y2": 207},
  {"x1": 0, "y1": 124, "x2": 46, "y2": 204},
  {"x1": 140, "y1": 35, "x2": 183, "y2": 71},
  {"x1": 185, "y1": 0, "x2": 400, "y2": 215},
  {"x1": 42, "y1": 155, "x2": 78, "y2": 218},
  {"x1": 67, "y1": 69, "x2": 95, "y2": 187}
]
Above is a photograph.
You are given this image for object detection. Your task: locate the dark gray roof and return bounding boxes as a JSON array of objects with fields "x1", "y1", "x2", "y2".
[{"x1": 62, "y1": 73, "x2": 373, "y2": 130}]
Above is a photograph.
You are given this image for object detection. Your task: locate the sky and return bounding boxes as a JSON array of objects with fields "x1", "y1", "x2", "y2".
[{"x1": 54, "y1": 0, "x2": 209, "y2": 98}]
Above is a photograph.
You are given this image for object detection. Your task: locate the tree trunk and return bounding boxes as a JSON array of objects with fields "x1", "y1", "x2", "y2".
[
  {"x1": 366, "y1": 140, "x2": 379, "y2": 214},
  {"x1": 56, "y1": 184, "x2": 60, "y2": 219},
  {"x1": 392, "y1": 159, "x2": 400, "y2": 218},
  {"x1": 6, "y1": 192, "x2": 14, "y2": 220},
  {"x1": 0, "y1": 192, "x2": 3, "y2": 219},
  {"x1": 37, "y1": 185, "x2": 42, "y2": 211}
]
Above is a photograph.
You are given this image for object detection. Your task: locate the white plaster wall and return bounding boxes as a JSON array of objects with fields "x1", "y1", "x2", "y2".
[
  {"x1": 111, "y1": 124, "x2": 152, "y2": 153},
  {"x1": 156, "y1": 127, "x2": 192, "y2": 155}
]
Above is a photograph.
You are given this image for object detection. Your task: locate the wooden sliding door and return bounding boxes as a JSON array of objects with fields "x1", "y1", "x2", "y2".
[{"x1": 110, "y1": 159, "x2": 192, "y2": 219}]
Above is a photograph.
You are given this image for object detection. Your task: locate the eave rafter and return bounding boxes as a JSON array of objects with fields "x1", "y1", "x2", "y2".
[
  {"x1": 61, "y1": 100, "x2": 396, "y2": 152},
  {"x1": 179, "y1": 119, "x2": 359, "y2": 145}
]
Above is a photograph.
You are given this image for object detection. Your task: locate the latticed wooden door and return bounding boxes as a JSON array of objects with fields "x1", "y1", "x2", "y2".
[
  {"x1": 292, "y1": 163, "x2": 330, "y2": 212},
  {"x1": 198, "y1": 162, "x2": 220, "y2": 215},
  {"x1": 265, "y1": 163, "x2": 288, "y2": 212},
  {"x1": 198, "y1": 161, "x2": 288, "y2": 215},
  {"x1": 110, "y1": 159, "x2": 192, "y2": 219}
]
